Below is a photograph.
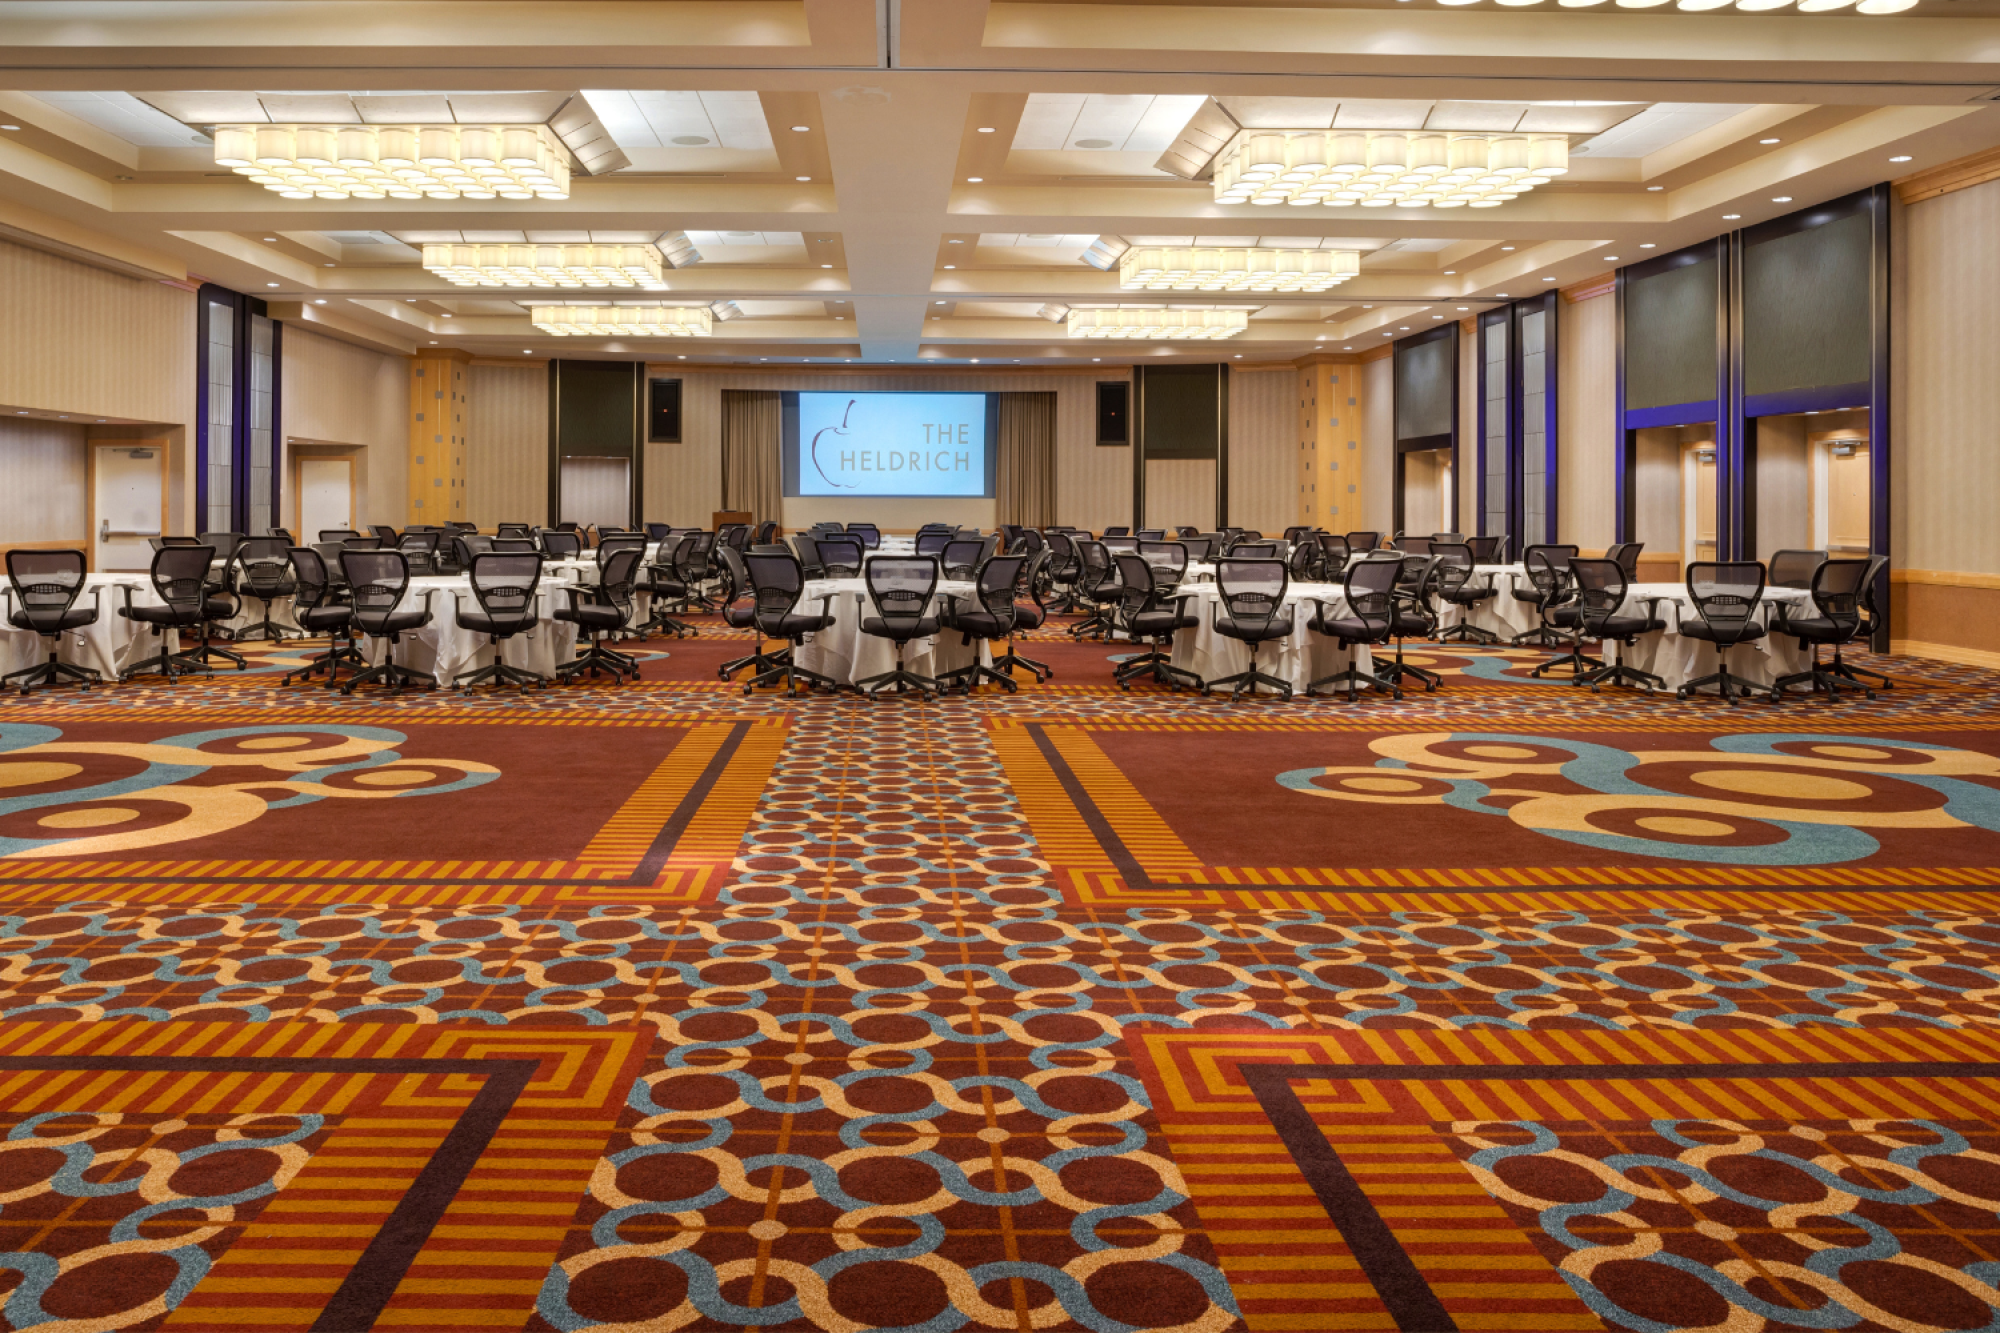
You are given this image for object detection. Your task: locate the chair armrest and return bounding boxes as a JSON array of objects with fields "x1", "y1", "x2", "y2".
[{"x1": 116, "y1": 582, "x2": 139, "y2": 618}]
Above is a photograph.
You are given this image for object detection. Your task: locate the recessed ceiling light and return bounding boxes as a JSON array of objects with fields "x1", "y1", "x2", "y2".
[
  {"x1": 1457, "y1": 306, "x2": 1469, "y2": 310},
  {"x1": 1759, "y1": 138, "x2": 1780, "y2": 145},
  {"x1": 796, "y1": 175, "x2": 812, "y2": 182},
  {"x1": 947, "y1": 239, "x2": 962, "y2": 244},
  {"x1": 821, "y1": 263, "x2": 832, "y2": 268},
  {"x1": 1639, "y1": 243, "x2": 1656, "y2": 249},
  {"x1": 1362, "y1": 304, "x2": 1372, "y2": 309},
  {"x1": 1443, "y1": 269, "x2": 1456, "y2": 275},
  {"x1": 678, "y1": 354, "x2": 686, "y2": 359},
  {"x1": 429, "y1": 340, "x2": 438, "y2": 344},
  {"x1": 1092, "y1": 357, "x2": 1100, "y2": 361},
  {"x1": 1234, "y1": 353, "x2": 1242, "y2": 357},
  {"x1": 966, "y1": 177, "x2": 982, "y2": 183},
  {"x1": 978, "y1": 127, "x2": 995, "y2": 133},
  {"x1": 943, "y1": 265, "x2": 955, "y2": 269},
  {"x1": 1722, "y1": 214, "x2": 1741, "y2": 220},
  {"x1": 791, "y1": 125, "x2": 810, "y2": 132},
  {"x1": 523, "y1": 349, "x2": 532, "y2": 353},
  {"x1": 1890, "y1": 155, "x2": 1912, "y2": 163},
  {"x1": 323, "y1": 262, "x2": 334, "y2": 268},
  {"x1": 1400, "y1": 326, "x2": 1410, "y2": 330},
  {"x1": 971, "y1": 358, "x2": 980, "y2": 363},
  {"x1": 1432, "y1": 315, "x2": 1443, "y2": 320},
  {"x1": 442, "y1": 313, "x2": 452, "y2": 318},
  {"x1": 1603, "y1": 255, "x2": 1619, "y2": 262},
  {"x1": 1543, "y1": 276, "x2": 1556, "y2": 282},
  {"x1": 1501, "y1": 246, "x2": 1515, "y2": 251},
  {"x1": 1647, "y1": 185, "x2": 1663, "y2": 192},
  {"x1": 314, "y1": 299, "x2": 327, "y2": 305},
  {"x1": 262, "y1": 237, "x2": 277, "y2": 242},
  {"x1": 0, "y1": 125, "x2": 17, "y2": 132},
  {"x1": 266, "y1": 282, "x2": 279, "y2": 288},
  {"x1": 1773, "y1": 195, "x2": 1792, "y2": 202},
  {"x1": 1497, "y1": 292, "x2": 1509, "y2": 297}
]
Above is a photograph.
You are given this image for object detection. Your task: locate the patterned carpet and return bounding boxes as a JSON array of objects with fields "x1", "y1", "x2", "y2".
[{"x1": 0, "y1": 618, "x2": 1996, "y2": 1332}]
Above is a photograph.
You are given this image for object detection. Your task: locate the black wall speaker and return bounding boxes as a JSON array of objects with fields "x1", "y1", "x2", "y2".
[
  {"x1": 648, "y1": 377, "x2": 683, "y2": 443},
  {"x1": 1096, "y1": 380, "x2": 1129, "y2": 445}
]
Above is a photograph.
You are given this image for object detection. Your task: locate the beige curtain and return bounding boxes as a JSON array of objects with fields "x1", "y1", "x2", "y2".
[
  {"x1": 720, "y1": 389, "x2": 783, "y2": 524},
  {"x1": 995, "y1": 391, "x2": 1057, "y2": 528}
]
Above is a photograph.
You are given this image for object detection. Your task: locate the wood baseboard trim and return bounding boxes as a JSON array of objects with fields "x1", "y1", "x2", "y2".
[
  {"x1": 1892, "y1": 639, "x2": 2000, "y2": 671},
  {"x1": 1893, "y1": 568, "x2": 2000, "y2": 591}
]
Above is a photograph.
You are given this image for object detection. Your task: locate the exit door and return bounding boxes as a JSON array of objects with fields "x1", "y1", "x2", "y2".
[
  {"x1": 93, "y1": 443, "x2": 165, "y2": 572},
  {"x1": 298, "y1": 457, "x2": 354, "y2": 539}
]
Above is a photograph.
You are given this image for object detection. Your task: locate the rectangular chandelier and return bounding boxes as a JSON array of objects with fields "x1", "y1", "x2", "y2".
[
  {"x1": 530, "y1": 306, "x2": 713, "y2": 337},
  {"x1": 424, "y1": 244, "x2": 668, "y2": 290},
  {"x1": 1121, "y1": 246, "x2": 1360, "y2": 292},
  {"x1": 1213, "y1": 131, "x2": 1568, "y2": 209},
  {"x1": 1066, "y1": 309, "x2": 1247, "y2": 340},
  {"x1": 213, "y1": 124, "x2": 570, "y2": 201}
]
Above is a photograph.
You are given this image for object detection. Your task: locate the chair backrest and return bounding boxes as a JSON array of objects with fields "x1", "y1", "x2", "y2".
[
  {"x1": 1603, "y1": 541, "x2": 1644, "y2": 578},
  {"x1": 1173, "y1": 525, "x2": 1197, "y2": 538},
  {"x1": 1859, "y1": 553, "x2": 1889, "y2": 623},
  {"x1": 340, "y1": 549, "x2": 411, "y2": 633},
  {"x1": 1464, "y1": 534, "x2": 1508, "y2": 565},
  {"x1": 540, "y1": 530, "x2": 584, "y2": 559},
  {"x1": 1136, "y1": 540, "x2": 1189, "y2": 590},
  {"x1": 268, "y1": 527, "x2": 295, "y2": 543},
  {"x1": 1568, "y1": 558, "x2": 1629, "y2": 631},
  {"x1": 846, "y1": 523, "x2": 881, "y2": 549},
  {"x1": 236, "y1": 537, "x2": 294, "y2": 590},
  {"x1": 1432, "y1": 532, "x2": 1464, "y2": 544},
  {"x1": 1179, "y1": 536, "x2": 1214, "y2": 561},
  {"x1": 1103, "y1": 526, "x2": 1130, "y2": 537},
  {"x1": 1230, "y1": 541, "x2": 1279, "y2": 559},
  {"x1": 317, "y1": 529, "x2": 360, "y2": 543},
  {"x1": 1345, "y1": 531, "x2": 1381, "y2": 552},
  {"x1": 1341, "y1": 553, "x2": 1402, "y2": 634},
  {"x1": 742, "y1": 549, "x2": 810, "y2": 627},
  {"x1": 491, "y1": 537, "x2": 536, "y2": 553},
  {"x1": 596, "y1": 547, "x2": 644, "y2": 617},
  {"x1": 1101, "y1": 534, "x2": 1139, "y2": 553},
  {"x1": 597, "y1": 535, "x2": 648, "y2": 574},
  {"x1": 312, "y1": 541, "x2": 351, "y2": 582},
  {"x1": 1215, "y1": 558, "x2": 1288, "y2": 634},
  {"x1": 1020, "y1": 528, "x2": 1046, "y2": 555},
  {"x1": 200, "y1": 531, "x2": 245, "y2": 562},
  {"x1": 1685, "y1": 561, "x2": 1767, "y2": 640},
  {"x1": 5, "y1": 549, "x2": 86, "y2": 630},
  {"x1": 1287, "y1": 540, "x2": 1320, "y2": 582},
  {"x1": 398, "y1": 531, "x2": 439, "y2": 555},
  {"x1": 817, "y1": 535, "x2": 864, "y2": 579},
  {"x1": 1136, "y1": 529, "x2": 1166, "y2": 541},
  {"x1": 1075, "y1": 540, "x2": 1117, "y2": 595},
  {"x1": 288, "y1": 545, "x2": 337, "y2": 612},
  {"x1": 644, "y1": 522, "x2": 673, "y2": 541},
  {"x1": 149, "y1": 544, "x2": 215, "y2": 616},
  {"x1": 714, "y1": 543, "x2": 752, "y2": 604},
  {"x1": 915, "y1": 531, "x2": 953, "y2": 557},
  {"x1": 1769, "y1": 548, "x2": 1827, "y2": 590},
  {"x1": 972, "y1": 553, "x2": 1027, "y2": 623},
  {"x1": 1808, "y1": 557, "x2": 1871, "y2": 628},
  {"x1": 789, "y1": 534, "x2": 823, "y2": 577},
  {"x1": 1523, "y1": 545, "x2": 1579, "y2": 597},
  {"x1": 343, "y1": 536, "x2": 384, "y2": 550},
  {"x1": 1114, "y1": 552, "x2": 1164, "y2": 622},
  {"x1": 369, "y1": 524, "x2": 399, "y2": 544},
  {"x1": 467, "y1": 553, "x2": 542, "y2": 632},
  {"x1": 1399, "y1": 536, "x2": 1434, "y2": 555},
  {"x1": 1317, "y1": 533, "x2": 1352, "y2": 571},
  {"x1": 1431, "y1": 542, "x2": 1474, "y2": 594},
  {"x1": 940, "y1": 538, "x2": 986, "y2": 580},
  {"x1": 862, "y1": 555, "x2": 939, "y2": 634},
  {"x1": 496, "y1": 522, "x2": 532, "y2": 538}
]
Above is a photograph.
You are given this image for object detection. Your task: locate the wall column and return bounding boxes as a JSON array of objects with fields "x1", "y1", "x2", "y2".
[
  {"x1": 1295, "y1": 354, "x2": 1366, "y2": 532},
  {"x1": 408, "y1": 349, "x2": 472, "y2": 526}
]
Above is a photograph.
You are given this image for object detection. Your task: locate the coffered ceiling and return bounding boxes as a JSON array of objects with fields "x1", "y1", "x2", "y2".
[{"x1": 0, "y1": 0, "x2": 1995, "y2": 365}]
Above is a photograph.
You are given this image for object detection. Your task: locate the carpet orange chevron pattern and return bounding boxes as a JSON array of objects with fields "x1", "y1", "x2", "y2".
[{"x1": 0, "y1": 621, "x2": 1994, "y2": 1331}]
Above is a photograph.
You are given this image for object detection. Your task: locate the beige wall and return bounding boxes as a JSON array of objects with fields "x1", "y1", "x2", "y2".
[
  {"x1": 1360, "y1": 353, "x2": 1394, "y2": 537},
  {"x1": 0, "y1": 419, "x2": 87, "y2": 547},
  {"x1": 1457, "y1": 322, "x2": 1477, "y2": 535},
  {"x1": 1227, "y1": 365, "x2": 1295, "y2": 534},
  {"x1": 1558, "y1": 291, "x2": 1617, "y2": 551},
  {"x1": 281, "y1": 327, "x2": 407, "y2": 533},
  {"x1": 0, "y1": 239, "x2": 195, "y2": 428},
  {"x1": 467, "y1": 361, "x2": 548, "y2": 529}
]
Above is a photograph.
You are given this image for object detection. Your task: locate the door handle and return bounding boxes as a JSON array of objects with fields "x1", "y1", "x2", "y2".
[{"x1": 101, "y1": 520, "x2": 162, "y2": 541}]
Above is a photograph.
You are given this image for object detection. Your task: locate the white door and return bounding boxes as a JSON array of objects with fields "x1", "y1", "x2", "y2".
[
  {"x1": 94, "y1": 444, "x2": 164, "y2": 572},
  {"x1": 560, "y1": 457, "x2": 630, "y2": 530},
  {"x1": 299, "y1": 458, "x2": 353, "y2": 540}
]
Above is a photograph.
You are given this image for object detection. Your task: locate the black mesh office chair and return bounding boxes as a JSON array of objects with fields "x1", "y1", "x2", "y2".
[
  {"x1": 1042, "y1": 531, "x2": 1082, "y2": 612},
  {"x1": 453, "y1": 553, "x2": 547, "y2": 692},
  {"x1": 1768, "y1": 549, "x2": 1827, "y2": 591},
  {"x1": 1316, "y1": 534, "x2": 1352, "y2": 579},
  {"x1": 641, "y1": 534, "x2": 699, "y2": 640},
  {"x1": 1432, "y1": 543, "x2": 1499, "y2": 645},
  {"x1": 1069, "y1": 540, "x2": 1122, "y2": 641},
  {"x1": 846, "y1": 523, "x2": 881, "y2": 550},
  {"x1": 118, "y1": 545, "x2": 221, "y2": 683},
  {"x1": 1604, "y1": 541, "x2": 1645, "y2": 579},
  {"x1": 1399, "y1": 536, "x2": 1435, "y2": 556},
  {"x1": 1465, "y1": 534, "x2": 1509, "y2": 565},
  {"x1": 496, "y1": 523, "x2": 532, "y2": 539},
  {"x1": 1136, "y1": 529, "x2": 1166, "y2": 542},
  {"x1": 268, "y1": 528, "x2": 295, "y2": 544},
  {"x1": 915, "y1": 531, "x2": 952, "y2": 558},
  {"x1": 540, "y1": 529, "x2": 584, "y2": 560},
  {"x1": 856, "y1": 555, "x2": 944, "y2": 699},
  {"x1": 714, "y1": 545, "x2": 783, "y2": 680},
  {"x1": 817, "y1": 536, "x2": 864, "y2": 580},
  {"x1": 231, "y1": 536, "x2": 296, "y2": 642},
  {"x1": 1307, "y1": 555, "x2": 1403, "y2": 702},
  {"x1": 1230, "y1": 542, "x2": 1280, "y2": 560},
  {"x1": 1205, "y1": 557, "x2": 1294, "y2": 702},
  {"x1": 1526, "y1": 546, "x2": 1604, "y2": 679},
  {"x1": 1378, "y1": 554, "x2": 1443, "y2": 691},
  {"x1": 940, "y1": 539, "x2": 986, "y2": 582},
  {"x1": 940, "y1": 553, "x2": 1030, "y2": 694},
  {"x1": 1346, "y1": 531, "x2": 1381, "y2": 553},
  {"x1": 1566, "y1": 558, "x2": 1665, "y2": 693},
  {"x1": 1770, "y1": 557, "x2": 1874, "y2": 701},
  {"x1": 369, "y1": 524, "x2": 400, "y2": 545},
  {"x1": 1831, "y1": 554, "x2": 1893, "y2": 692},
  {"x1": 676, "y1": 531, "x2": 719, "y2": 610},
  {"x1": 989, "y1": 548, "x2": 1053, "y2": 684},
  {"x1": 1179, "y1": 536, "x2": 1214, "y2": 562},
  {"x1": 282, "y1": 546, "x2": 362, "y2": 687},
  {"x1": 1111, "y1": 552, "x2": 1201, "y2": 692},
  {"x1": 4, "y1": 550, "x2": 98, "y2": 694},
  {"x1": 754, "y1": 520, "x2": 779, "y2": 545},
  {"x1": 316, "y1": 529, "x2": 360, "y2": 544},
  {"x1": 1511, "y1": 544, "x2": 1580, "y2": 647},
  {"x1": 1677, "y1": 561, "x2": 1768, "y2": 705},
  {"x1": 396, "y1": 530, "x2": 440, "y2": 577},
  {"x1": 1433, "y1": 532, "x2": 1464, "y2": 544},
  {"x1": 741, "y1": 551, "x2": 840, "y2": 696},
  {"x1": 1103, "y1": 526, "x2": 1130, "y2": 538},
  {"x1": 338, "y1": 549, "x2": 435, "y2": 694},
  {"x1": 1175, "y1": 525, "x2": 1199, "y2": 538},
  {"x1": 1287, "y1": 540, "x2": 1321, "y2": 584},
  {"x1": 552, "y1": 546, "x2": 645, "y2": 683}
]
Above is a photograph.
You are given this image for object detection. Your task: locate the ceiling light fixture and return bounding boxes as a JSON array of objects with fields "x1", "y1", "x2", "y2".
[
  {"x1": 791, "y1": 125, "x2": 810, "y2": 132},
  {"x1": 213, "y1": 123, "x2": 569, "y2": 200},
  {"x1": 1639, "y1": 243, "x2": 1656, "y2": 249},
  {"x1": 1066, "y1": 309, "x2": 1248, "y2": 340},
  {"x1": 1120, "y1": 245, "x2": 1360, "y2": 292},
  {"x1": 266, "y1": 282, "x2": 279, "y2": 288},
  {"x1": 1759, "y1": 138, "x2": 1781, "y2": 145},
  {"x1": 0, "y1": 125, "x2": 17, "y2": 132},
  {"x1": 1213, "y1": 129, "x2": 1569, "y2": 209},
  {"x1": 530, "y1": 306, "x2": 713, "y2": 337},
  {"x1": 1443, "y1": 269, "x2": 1456, "y2": 274},
  {"x1": 977, "y1": 127, "x2": 995, "y2": 133},
  {"x1": 1603, "y1": 255, "x2": 1619, "y2": 261},
  {"x1": 424, "y1": 242, "x2": 669, "y2": 289},
  {"x1": 1890, "y1": 155, "x2": 1912, "y2": 162},
  {"x1": 314, "y1": 299, "x2": 327, "y2": 305},
  {"x1": 966, "y1": 176, "x2": 983, "y2": 183},
  {"x1": 1772, "y1": 195, "x2": 1792, "y2": 202},
  {"x1": 262, "y1": 236, "x2": 277, "y2": 242},
  {"x1": 1722, "y1": 213, "x2": 1741, "y2": 219},
  {"x1": 1647, "y1": 185, "x2": 1664, "y2": 191},
  {"x1": 795, "y1": 175, "x2": 811, "y2": 182}
]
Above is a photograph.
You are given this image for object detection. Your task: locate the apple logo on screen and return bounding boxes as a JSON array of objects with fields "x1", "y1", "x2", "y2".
[{"x1": 810, "y1": 399, "x2": 859, "y2": 489}]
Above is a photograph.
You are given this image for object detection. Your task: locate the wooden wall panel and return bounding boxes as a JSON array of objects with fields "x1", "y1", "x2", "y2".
[
  {"x1": 407, "y1": 351, "x2": 469, "y2": 527},
  {"x1": 1225, "y1": 366, "x2": 1294, "y2": 534},
  {"x1": 467, "y1": 362, "x2": 549, "y2": 530},
  {"x1": 1558, "y1": 291, "x2": 1617, "y2": 551},
  {"x1": 0, "y1": 239, "x2": 194, "y2": 428},
  {"x1": 0, "y1": 419, "x2": 87, "y2": 545}
]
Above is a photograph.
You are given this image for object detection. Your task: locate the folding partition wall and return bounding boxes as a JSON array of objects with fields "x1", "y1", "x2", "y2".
[
  {"x1": 1391, "y1": 323, "x2": 1458, "y2": 536},
  {"x1": 1614, "y1": 185, "x2": 1889, "y2": 634},
  {"x1": 1132, "y1": 363, "x2": 1228, "y2": 531},
  {"x1": 546, "y1": 359, "x2": 644, "y2": 529},
  {"x1": 1476, "y1": 292, "x2": 1558, "y2": 554}
]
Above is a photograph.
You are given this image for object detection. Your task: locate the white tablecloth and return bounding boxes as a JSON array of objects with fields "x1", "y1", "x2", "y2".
[
  {"x1": 1452, "y1": 569, "x2": 1815, "y2": 688},
  {"x1": 360, "y1": 575, "x2": 585, "y2": 685},
  {"x1": 1169, "y1": 581, "x2": 1376, "y2": 692},
  {"x1": 0, "y1": 576, "x2": 182, "y2": 681},
  {"x1": 792, "y1": 576, "x2": 988, "y2": 686}
]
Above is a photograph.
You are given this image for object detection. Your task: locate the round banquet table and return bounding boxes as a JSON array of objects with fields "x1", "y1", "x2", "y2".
[
  {"x1": 791, "y1": 574, "x2": 990, "y2": 687},
  {"x1": 357, "y1": 574, "x2": 589, "y2": 685},
  {"x1": 1168, "y1": 580, "x2": 1376, "y2": 693}
]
